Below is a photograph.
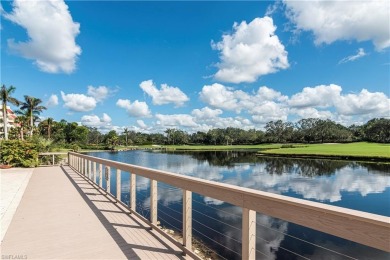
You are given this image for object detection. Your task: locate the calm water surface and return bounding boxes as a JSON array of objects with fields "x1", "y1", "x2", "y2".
[{"x1": 86, "y1": 150, "x2": 390, "y2": 259}]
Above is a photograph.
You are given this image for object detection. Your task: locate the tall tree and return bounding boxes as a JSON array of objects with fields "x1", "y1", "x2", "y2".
[
  {"x1": 1, "y1": 85, "x2": 20, "y2": 140},
  {"x1": 19, "y1": 95, "x2": 47, "y2": 137},
  {"x1": 46, "y1": 117, "x2": 54, "y2": 139},
  {"x1": 123, "y1": 128, "x2": 129, "y2": 146}
]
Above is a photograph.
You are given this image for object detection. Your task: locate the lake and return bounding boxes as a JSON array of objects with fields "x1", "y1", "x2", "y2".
[{"x1": 85, "y1": 150, "x2": 390, "y2": 259}]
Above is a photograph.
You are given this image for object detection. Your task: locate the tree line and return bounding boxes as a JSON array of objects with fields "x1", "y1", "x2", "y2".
[
  {"x1": 31, "y1": 117, "x2": 389, "y2": 149},
  {"x1": 2, "y1": 85, "x2": 389, "y2": 148}
]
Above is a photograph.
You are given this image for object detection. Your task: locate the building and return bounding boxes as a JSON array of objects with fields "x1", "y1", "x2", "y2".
[{"x1": 0, "y1": 106, "x2": 17, "y2": 139}]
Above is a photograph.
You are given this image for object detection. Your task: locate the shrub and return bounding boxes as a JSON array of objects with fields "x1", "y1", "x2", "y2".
[
  {"x1": 0, "y1": 140, "x2": 39, "y2": 167},
  {"x1": 281, "y1": 144, "x2": 295, "y2": 148}
]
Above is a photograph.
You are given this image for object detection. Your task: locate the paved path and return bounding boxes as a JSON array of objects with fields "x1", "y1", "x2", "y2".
[
  {"x1": 1, "y1": 167, "x2": 34, "y2": 243},
  {"x1": 1, "y1": 166, "x2": 191, "y2": 259}
]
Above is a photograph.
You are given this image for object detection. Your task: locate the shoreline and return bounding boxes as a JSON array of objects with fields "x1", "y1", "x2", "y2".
[{"x1": 257, "y1": 152, "x2": 390, "y2": 163}]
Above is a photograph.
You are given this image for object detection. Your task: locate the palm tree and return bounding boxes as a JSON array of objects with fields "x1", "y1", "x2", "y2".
[
  {"x1": 1, "y1": 85, "x2": 20, "y2": 140},
  {"x1": 14, "y1": 114, "x2": 29, "y2": 141},
  {"x1": 41, "y1": 117, "x2": 54, "y2": 139},
  {"x1": 19, "y1": 95, "x2": 47, "y2": 137},
  {"x1": 123, "y1": 128, "x2": 129, "y2": 146}
]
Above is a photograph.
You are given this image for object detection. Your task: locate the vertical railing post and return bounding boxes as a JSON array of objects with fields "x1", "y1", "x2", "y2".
[
  {"x1": 150, "y1": 179, "x2": 157, "y2": 225},
  {"x1": 93, "y1": 162, "x2": 96, "y2": 183},
  {"x1": 116, "y1": 169, "x2": 121, "y2": 201},
  {"x1": 130, "y1": 173, "x2": 136, "y2": 212},
  {"x1": 52, "y1": 154, "x2": 55, "y2": 165},
  {"x1": 99, "y1": 164, "x2": 103, "y2": 187},
  {"x1": 105, "y1": 166, "x2": 111, "y2": 194},
  {"x1": 88, "y1": 160, "x2": 92, "y2": 179},
  {"x1": 84, "y1": 159, "x2": 87, "y2": 176},
  {"x1": 183, "y1": 190, "x2": 192, "y2": 251},
  {"x1": 242, "y1": 208, "x2": 256, "y2": 260},
  {"x1": 78, "y1": 156, "x2": 81, "y2": 172}
]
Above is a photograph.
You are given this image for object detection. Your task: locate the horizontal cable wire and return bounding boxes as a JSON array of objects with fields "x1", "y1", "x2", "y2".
[
  {"x1": 255, "y1": 222, "x2": 357, "y2": 259},
  {"x1": 193, "y1": 199, "x2": 241, "y2": 219},
  {"x1": 192, "y1": 218, "x2": 241, "y2": 244},
  {"x1": 157, "y1": 202, "x2": 183, "y2": 215},
  {"x1": 193, "y1": 208, "x2": 241, "y2": 232},
  {"x1": 158, "y1": 209, "x2": 183, "y2": 224}
]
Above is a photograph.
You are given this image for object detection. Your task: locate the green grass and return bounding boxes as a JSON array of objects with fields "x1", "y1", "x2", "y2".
[{"x1": 259, "y1": 142, "x2": 390, "y2": 158}]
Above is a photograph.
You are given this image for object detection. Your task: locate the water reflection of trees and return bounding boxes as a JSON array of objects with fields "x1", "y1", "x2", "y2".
[
  {"x1": 260, "y1": 158, "x2": 350, "y2": 177},
  {"x1": 168, "y1": 151, "x2": 348, "y2": 177},
  {"x1": 166, "y1": 151, "x2": 260, "y2": 167}
]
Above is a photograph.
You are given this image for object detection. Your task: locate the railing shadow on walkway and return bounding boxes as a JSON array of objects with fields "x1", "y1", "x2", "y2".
[{"x1": 60, "y1": 165, "x2": 187, "y2": 260}]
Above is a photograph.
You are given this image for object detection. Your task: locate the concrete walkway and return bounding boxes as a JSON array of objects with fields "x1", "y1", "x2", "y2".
[
  {"x1": 1, "y1": 166, "x2": 191, "y2": 259},
  {"x1": 1, "y1": 167, "x2": 34, "y2": 243}
]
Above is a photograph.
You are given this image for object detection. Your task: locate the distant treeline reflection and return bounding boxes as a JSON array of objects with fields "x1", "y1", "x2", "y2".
[{"x1": 161, "y1": 150, "x2": 390, "y2": 177}]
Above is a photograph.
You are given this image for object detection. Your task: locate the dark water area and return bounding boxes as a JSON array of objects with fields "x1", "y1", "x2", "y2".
[{"x1": 85, "y1": 150, "x2": 390, "y2": 259}]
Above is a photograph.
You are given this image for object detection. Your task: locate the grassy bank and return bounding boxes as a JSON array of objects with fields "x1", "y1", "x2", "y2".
[{"x1": 258, "y1": 142, "x2": 390, "y2": 159}]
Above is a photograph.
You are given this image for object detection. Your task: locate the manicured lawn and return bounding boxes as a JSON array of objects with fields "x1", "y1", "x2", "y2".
[{"x1": 259, "y1": 142, "x2": 390, "y2": 158}]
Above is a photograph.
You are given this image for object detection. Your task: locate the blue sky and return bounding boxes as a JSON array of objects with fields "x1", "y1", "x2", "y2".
[{"x1": 1, "y1": 0, "x2": 389, "y2": 133}]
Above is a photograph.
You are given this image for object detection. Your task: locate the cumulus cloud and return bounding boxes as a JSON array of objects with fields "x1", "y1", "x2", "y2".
[
  {"x1": 339, "y1": 48, "x2": 367, "y2": 64},
  {"x1": 288, "y1": 84, "x2": 342, "y2": 108},
  {"x1": 336, "y1": 89, "x2": 390, "y2": 116},
  {"x1": 291, "y1": 107, "x2": 333, "y2": 120},
  {"x1": 284, "y1": 0, "x2": 390, "y2": 50},
  {"x1": 251, "y1": 101, "x2": 288, "y2": 123},
  {"x1": 140, "y1": 80, "x2": 189, "y2": 106},
  {"x1": 199, "y1": 83, "x2": 246, "y2": 112},
  {"x1": 81, "y1": 113, "x2": 111, "y2": 127},
  {"x1": 61, "y1": 91, "x2": 96, "y2": 112},
  {"x1": 116, "y1": 99, "x2": 151, "y2": 117},
  {"x1": 155, "y1": 114, "x2": 197, "y2": 128},
  {"x1": 87, "y1": 85, "x2": 110, "y2": 102},
  {"x1": 46, "y1": 94, "x2": 58, "y2": 107},
  {"x1": 200, "y1": 83, "x2": 288, "y2": 118},
  {"x1": 198, "y1": 83, "x2": 389, "y2": 127},
  {"x1": 4, "y1": 0, "x2": 81, "y2": 73},
  {"x1": 212, "y1": 16, "x2": 289, "y2": 83},
  {"x1": 192, "y1": 107, "x2": 223, "y2": 120},
  {"x1": 137, "y1": 120, "x2": 148, "y2": 129}
]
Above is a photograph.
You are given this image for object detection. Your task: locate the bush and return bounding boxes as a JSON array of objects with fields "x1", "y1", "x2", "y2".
[
  {"x1": 0, "y1": 140, "x2": 39, "y2": 167},
  {"x1": 281, "y1": 144, "x2": 295, "y2": 148}
]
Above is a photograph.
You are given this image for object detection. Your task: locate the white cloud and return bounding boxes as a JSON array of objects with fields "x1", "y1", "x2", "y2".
[
  {"x1": 212, "y1": 16, "x2": 289, "y2": 83},
  {"x1": 4, "y1": 0, "x2": 81, "y2": 73},
  {"x1": 61, "y1": 91, "x2": 96, "y2": 112},
  {"x1": 251, "y1": 101, "x2": 289, "y2": 123},
  {"x1": 291, "y1": 107, "x2": 333, "y2": 120},
  {"x1": 284, "y1": 0, "x2": 390, "y2": 50},
  {"x1": 200, "y1": 83, "x2": 288, "y2": 117},
  {"x1": 336, "y1": 89, "x2": 390, "y2": 116},
  {"x1": 155, "y1": 114, "x2": 198, "y2": 128},
  {"x1": 339, "y1": 48, "x2": 367, "y2": 64},
  {"x1": 199, "y1": 83, "x2": 245, "y2": 112},
  {"x1": 140, "y1": 80, "x2": 189, "y2": 106},
  {"x1": 87, "y1": 86, "x2": 110, "y2": 102},
  {"x1": 288, "y1": 84, "x2": 390, "y2": 123},
  {"x1": 288, "y1": 84, "x2": 342, "y2": 108},
  {"x1": 116, "y1": 99, "x2": 151, "y2": 117},
  {"x1": 137, "y1": 120, "x2": 148, "y2": 129},
  {"x1": 46, "y1": 94, "x2": 58, "y2": 107},
  {"x1": 192, "y1": 107, "x2": 223, "y2": 120},
  {"x1": 199, "y1": 83, "x2": 389, "y2": 127},
  {"x1": 81, "y1": 113, "x2": 111, "y2": 127}
]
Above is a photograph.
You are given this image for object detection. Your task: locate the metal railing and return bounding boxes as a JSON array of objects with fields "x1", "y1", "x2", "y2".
[
  {"x1": 38, "y1": 152, "x2": 68, "y2": 166},
  {"x1": 68, "y1": 152, "x2": 390, "y2": 258}
]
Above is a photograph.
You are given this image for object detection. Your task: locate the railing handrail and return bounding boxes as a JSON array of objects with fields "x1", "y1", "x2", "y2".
[{"x1": 68, "y1": 151, "x2": 390, "y2": 253}]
